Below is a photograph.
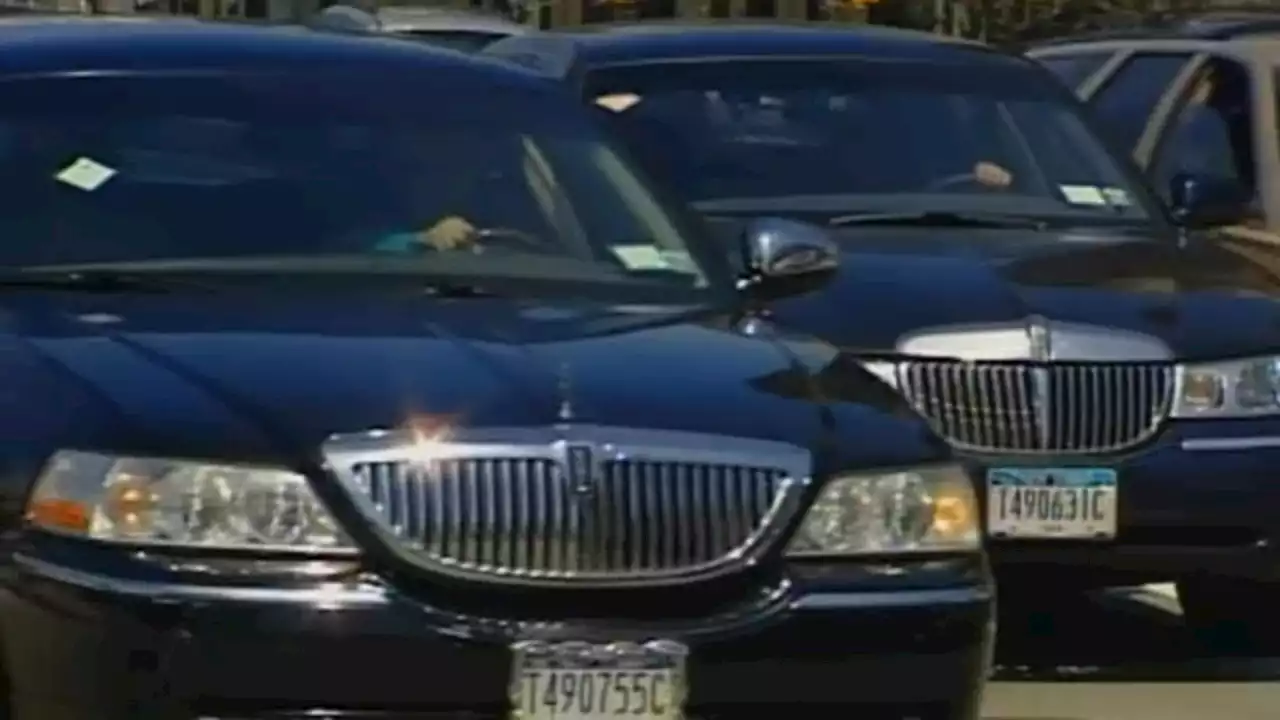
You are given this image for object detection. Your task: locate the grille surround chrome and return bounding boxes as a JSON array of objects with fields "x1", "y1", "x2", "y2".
[
  {"x1": 323, "y1": 425, "x2": 811, "y2": 588},
  {"x1": 897, "y1": 360, "x2": 1176, "y2": 454}
]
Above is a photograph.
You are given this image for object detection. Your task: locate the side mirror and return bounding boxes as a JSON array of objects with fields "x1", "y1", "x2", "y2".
[
  {"x1": 739, "y1": 217, "x2": 839, "y2": 301},
  {"x1": 1168, "y1": 172, "x2": 1252, "y2": 228}
]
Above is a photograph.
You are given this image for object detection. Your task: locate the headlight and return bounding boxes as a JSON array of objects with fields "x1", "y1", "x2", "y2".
[
  {"x1": 1173, "y1": 356, "x2": 1280, "y2": 418},
  {"x1": 786, "y1": 464, "x2": 979, "y2": 556},
  {"x1": 24, "y1": 451, "x2": 355, "y2": 552}
]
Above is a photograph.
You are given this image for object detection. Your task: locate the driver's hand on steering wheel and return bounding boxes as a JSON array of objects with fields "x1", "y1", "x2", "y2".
[
  {"x1": 974, "y1": 161, "x2": 1013, "y2": 189},
  {"x1": 418, "y1": 215, "x2": 479, "y2": 252}
]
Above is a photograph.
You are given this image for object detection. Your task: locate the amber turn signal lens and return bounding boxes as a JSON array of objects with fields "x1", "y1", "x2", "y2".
[
  {"x1": 931, "y1": 493, "x2": 973, "y2": 539},
  {"x1": 25, "y1": 498, "x2": 91, "y2": 532},
  {"x1": 1181, "y1": 371, "x2": 1225, "y2": 409}
]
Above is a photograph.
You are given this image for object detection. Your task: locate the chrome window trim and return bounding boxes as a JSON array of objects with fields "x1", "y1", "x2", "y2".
[{"x1": 322, "y1": 425, "x2": 812, "y2": 588}]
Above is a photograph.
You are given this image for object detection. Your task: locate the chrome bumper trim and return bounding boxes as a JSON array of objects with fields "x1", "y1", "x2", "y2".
[
  {"x1": 788, "y1": 586, "x2": 990, "y2": 610},
  {"x1": 12, "y1": 554, "x2": 389, "y2": 606},
  {"x1": 1180, "y1": 436, "x2": 1280, "y2": 452}
]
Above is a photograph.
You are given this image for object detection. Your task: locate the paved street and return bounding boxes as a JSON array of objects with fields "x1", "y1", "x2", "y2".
[{"x1": 984, "y1": 586, "x2": 1280, "y2": 719}]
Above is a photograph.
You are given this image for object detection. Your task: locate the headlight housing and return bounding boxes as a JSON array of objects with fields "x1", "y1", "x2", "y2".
[
  {"x1": 24, "y1": 451, "x2": 355, "y2": 553},
  {"x1": 1173, "y1": 356, "x2": 1280, "y2": 418},
  {"x1": 786, "y1": 464, "x2": 978, "y2": 556}
]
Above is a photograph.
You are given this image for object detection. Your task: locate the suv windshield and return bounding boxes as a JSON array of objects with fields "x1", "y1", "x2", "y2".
[
  {"x1": 0, "y1": 71, "x2": 720, "y2": 302},
  {"x1": 586, "y1": 58, "x2": 1156, "y2": 227}
]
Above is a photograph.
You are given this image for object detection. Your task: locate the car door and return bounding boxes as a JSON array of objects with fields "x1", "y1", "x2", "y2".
[
  {"x1": 1144, "y1": 54, "x2": 1280, "y2": 270},
  {"x1": 1075, "y1": 50, "x2": 1200, "y2": 162},
  {"x1": 1145, "y1": 56, "x2": 1260, "y2": 209}
]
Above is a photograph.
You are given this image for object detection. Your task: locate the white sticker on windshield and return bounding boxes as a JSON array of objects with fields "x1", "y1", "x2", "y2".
[
  {"x1": 55, "y1": 157, "x2": 117, "y2": 192},
  {"x1": 612, "y1": 245, "x2": 671, "y2": 271},
  {"x1": 594, "y1": 93, "x2": 643, "y2": 113},
  {"x1": 1101, "y1": 187, "x2": 1132, "y2": 206},
  {"x1": 1059, "y1": 184, "x2": 1108, "y2": 206}
]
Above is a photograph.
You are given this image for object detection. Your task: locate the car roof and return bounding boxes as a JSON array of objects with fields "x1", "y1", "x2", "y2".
[
  {"x1": 375, "y1": 6, "x2": 529, "y2": 35},
  {"x1": 1026, "y1": 9, "x2": 1280, "y2": 50},
  {"x1": 525, "y1": 20, "x2": 1015, "y2": 69},
  {"x1": 0, "y1": 14, "x2": 547, "y2": 86}
]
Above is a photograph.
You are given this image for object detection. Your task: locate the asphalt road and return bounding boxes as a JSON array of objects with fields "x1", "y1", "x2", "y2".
[{"x1": 984, "y1": 586, "x2": 1280, "y2": 720}]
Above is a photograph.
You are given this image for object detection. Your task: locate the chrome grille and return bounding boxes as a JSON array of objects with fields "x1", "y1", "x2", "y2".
[
  {"x1": 352, "y1": 458, "x2": 788, "y2": 576},
  {"x1": 325, "y1": 426, "x2": 807, "y2": 585},
  {"x1": 898, "y1": 361, "x2": 1175, "y2": 453}
]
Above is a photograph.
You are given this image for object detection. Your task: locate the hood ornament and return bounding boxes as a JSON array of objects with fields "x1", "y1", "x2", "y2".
[
  {"x1": 557, "y1": 362, "x2": 576, "y2": 423},
  {"x1": 1027, "y1": 315, "x2": 1052, "y2": 362},
  {"x1": 1026, "y1": 315, "x2": 1053, "y2": 449}
]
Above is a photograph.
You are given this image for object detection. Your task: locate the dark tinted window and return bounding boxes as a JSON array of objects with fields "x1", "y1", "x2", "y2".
[
  {"x1": 587, "y1": 59, "x2": 1153, "y2": 224},
  {"x1": 1037, "y1": 53, "x2": 1113, "y2": 90},
  {"x1": 1088, "y1": 53, "x2": 1191, "y2": 153},
  {"x1": 0, "y1": 72, "x2": 713, "y2": 296}
]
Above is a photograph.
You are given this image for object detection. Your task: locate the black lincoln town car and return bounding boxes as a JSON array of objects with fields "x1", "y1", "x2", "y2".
[
  {"x1": 0, "y1": 18, "x2": 991, "y2": 720},
  {"x1": 482, "y1": 21, "x2": 1280, "y2": 651}
]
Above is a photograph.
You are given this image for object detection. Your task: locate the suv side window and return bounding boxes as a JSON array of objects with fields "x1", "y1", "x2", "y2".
[
  {"x1": 1088, "y1": 53, "x2": 1194, "y2": 155},
  {"x1": 1151, "y1": 59, "x2": 1258, "y2": 211},
  {"x1": 1037, "y1": 53, "x2": 1114, "y2": 91}
]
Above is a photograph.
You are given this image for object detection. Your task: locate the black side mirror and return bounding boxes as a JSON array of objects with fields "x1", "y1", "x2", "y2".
[
  {"x1": 1168, "y1": 172, "x2": 1252, "y2": 229},
  {"x1": 738, "y1": 217, "x2": 839, "y2": 302}
]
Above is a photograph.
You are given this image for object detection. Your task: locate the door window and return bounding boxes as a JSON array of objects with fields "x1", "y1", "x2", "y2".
[
  {"x1": 1088, "y1": 52, "x2": 1193, "y2": 154},
  {"x1": 1151, "y1": 59, "x2": 1258, "y2": 211}
]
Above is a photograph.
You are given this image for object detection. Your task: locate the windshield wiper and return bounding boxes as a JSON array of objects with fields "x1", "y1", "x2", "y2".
[
  {"x1": 0, "y1": 269, "x2": 207, "y2": 294},
  {"x1": 827, "y1": 210, "x2": 1051, "y2": 230},
  {"x1": 4, "y1": 266, "x2": 502, "y2": 298}
]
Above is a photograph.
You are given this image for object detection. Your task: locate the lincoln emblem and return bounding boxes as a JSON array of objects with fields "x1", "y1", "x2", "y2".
[
  {"x1": 563, "y1": 443, "x2": 599, "y2": 498},
  {"x1": 1027, "y1": 316, "x2": 1053, "y2": 449}
]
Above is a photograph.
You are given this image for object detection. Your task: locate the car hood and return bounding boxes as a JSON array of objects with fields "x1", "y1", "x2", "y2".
[
  {"x1": 14, "y1": 291, "x2": 936, "y2": 464},
  {"x1": 763, "y1": 225, "x2": 1280, "y2": 361}
]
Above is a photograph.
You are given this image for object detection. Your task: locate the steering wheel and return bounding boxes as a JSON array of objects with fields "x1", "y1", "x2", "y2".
[
  {"x1": 924, "y1": 172, "x2": 991, "y2": 191},
  {"x1": 469, "y1": 227, "x2": 553, "y2": 254}
]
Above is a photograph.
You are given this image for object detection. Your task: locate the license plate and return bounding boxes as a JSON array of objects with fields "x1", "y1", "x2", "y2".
[
  {"x1": 509, "y1": 640, "x2": 687, "y2": 720},
  {"x1": 987, "y1": 467, "x2": 1117, "y2": 539}
]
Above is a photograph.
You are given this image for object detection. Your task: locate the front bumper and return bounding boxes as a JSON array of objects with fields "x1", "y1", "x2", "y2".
[
  {"x1": 980, "y1": 418, "x2": 1280, "y2": 587},
  {"x1": 0, "y1": 552, "x2": 992, "y2": 720}
]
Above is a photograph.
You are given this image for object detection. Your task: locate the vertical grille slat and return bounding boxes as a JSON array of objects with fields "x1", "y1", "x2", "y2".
[
  {"x1": 352, "y1": 457, "x2": 789, "y2": 580},
  {"x1": 900, "y1": 361, "x2": 1174, "y2": 454}
]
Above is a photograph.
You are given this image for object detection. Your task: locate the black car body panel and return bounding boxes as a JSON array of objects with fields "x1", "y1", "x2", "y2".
[
  {"x1": 483, "y1": 22, "x2": 1280, "y2": 596},
  {"x1": 771, "y1": 227, "x2": 1280, "y2": 361},
  {"x1": 0, "y1": 17, "x2": 990, "y2": 720},
  {"x1": 13, "y1": 290, "x2": 937, "y2": 462}
]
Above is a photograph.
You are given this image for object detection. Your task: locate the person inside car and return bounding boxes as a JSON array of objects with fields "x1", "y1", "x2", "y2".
[
  {"x1": 370, "y1": 132, "x2": 560, "y2": 255},
  {"x1": 389, "y1": 89, "x2": 1023, "y2": 255}
]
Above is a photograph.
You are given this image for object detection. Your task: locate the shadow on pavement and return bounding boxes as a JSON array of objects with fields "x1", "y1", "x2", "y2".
[
  {"x1": 993, "y1": 586, "x2": 1280, "y2": 681},
  {"x1": 984, "y1": 587, "x2": 1280, "y2": 720}
]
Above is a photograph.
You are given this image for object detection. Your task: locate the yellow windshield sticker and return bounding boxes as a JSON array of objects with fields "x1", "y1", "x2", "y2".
[
  {"x1": 1059, "y1": 184, "x2": 1107, "y2": 206},
  {"x1": 612, "y1": 244, "x2": 671, "y2": 270}
]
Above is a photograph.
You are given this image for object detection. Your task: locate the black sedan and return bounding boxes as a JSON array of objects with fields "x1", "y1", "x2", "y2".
[
  {"x1": 485, "y1": 21, "x2": 1280, "y2": 651},
  {"x1": 0, "y1": 16, "x2": 991, "y2": 720}
]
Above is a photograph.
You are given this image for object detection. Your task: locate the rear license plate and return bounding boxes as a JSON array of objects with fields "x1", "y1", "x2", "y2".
[
  {"x1": 509, "y1": 640, "x2": 687, "y2": 720},
  {"x1": 987, "y1": 467, "x2": 1117, "y2": 539}
]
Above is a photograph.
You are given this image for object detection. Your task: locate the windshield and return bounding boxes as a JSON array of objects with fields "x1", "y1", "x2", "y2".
[
  {"x1": 0, "y1": 71, "x2": 721, "y2": 301},
  {"x1": 586, "y1": 58, "x2": 1157, "y2": 227}
]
